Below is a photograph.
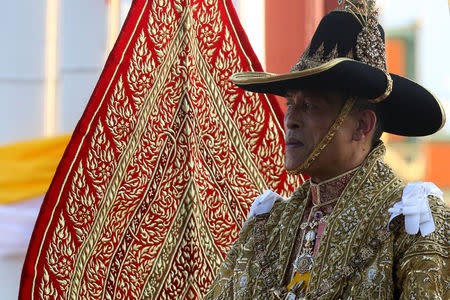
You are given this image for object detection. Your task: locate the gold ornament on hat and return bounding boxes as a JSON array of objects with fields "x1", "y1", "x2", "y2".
[
  {"x1": 339, "y1": 0, "x2": 393, "y2": 103},
  {"x1": 291, "y1": 44, "x2": 355, "y2": 72}
]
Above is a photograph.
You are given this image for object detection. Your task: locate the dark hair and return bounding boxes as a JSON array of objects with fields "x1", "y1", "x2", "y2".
[{"x1": 352, "y1": 98, "x2": 384, "y2": 146}]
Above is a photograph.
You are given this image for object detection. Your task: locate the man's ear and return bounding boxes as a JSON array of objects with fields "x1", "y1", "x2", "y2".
[{"x1": 353, "y1": 109, "x2": 376, "y2": 141}]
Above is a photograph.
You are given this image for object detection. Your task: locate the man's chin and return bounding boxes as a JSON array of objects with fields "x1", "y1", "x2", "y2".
[
  {"x1": 285, "y1": 152, "x2": 308, "y2": 168},
  {"x1": 285, "y1": 159, "x2": 306, "y2": 171}
]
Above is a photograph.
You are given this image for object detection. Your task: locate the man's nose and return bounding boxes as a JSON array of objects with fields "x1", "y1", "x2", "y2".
[{"x1": 284, "y1": 112, "x2": 301, "y2": 130}]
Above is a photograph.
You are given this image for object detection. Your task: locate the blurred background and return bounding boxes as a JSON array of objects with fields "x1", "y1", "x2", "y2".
[{"x1": 0, "y1": 0, "x2": 449, "y2": 298}]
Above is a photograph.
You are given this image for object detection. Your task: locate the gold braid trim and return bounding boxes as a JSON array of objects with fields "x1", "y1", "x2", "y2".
[
  {"x1": 368, "y1": 71, "x2": 393, "y2": 103},
  {"x1": 286, "y1": 96, "x2": 357, "y2": 175}
]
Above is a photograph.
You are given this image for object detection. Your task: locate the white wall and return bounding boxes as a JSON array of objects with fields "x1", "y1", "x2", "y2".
[
  {"x1": 0, "y1": 0, "x2": 109, "y2": 146},
  {"x1": 233, "y1": 0, "x2": 265, "y2": 68},
  {"x1": 59, "y1": 0, "x2": 108, "y2": 132},
  {"x1": 0, "y1": 1, "x2": 47, "y2": 145},
  {"x1": 0, "y1": 255, "x2": 27, "y2": 299}
]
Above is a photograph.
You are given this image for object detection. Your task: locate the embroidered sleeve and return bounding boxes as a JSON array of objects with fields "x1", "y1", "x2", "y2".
[
  {"x1": 204, "y1": 219, "x2": 254, "y2": 300},
  {"x1": 394, "y1": 196, "x2": 450, "y2": 300}
]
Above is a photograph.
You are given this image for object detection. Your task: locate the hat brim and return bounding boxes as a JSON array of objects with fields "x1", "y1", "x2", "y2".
[{"x1": 231, "y1": 58, "x2": 445, "y2": 136}]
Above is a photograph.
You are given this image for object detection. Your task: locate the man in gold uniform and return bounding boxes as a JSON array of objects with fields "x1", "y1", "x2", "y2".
[{"x1": 205, "y1": 0, "x2": 449, "y2": 299}]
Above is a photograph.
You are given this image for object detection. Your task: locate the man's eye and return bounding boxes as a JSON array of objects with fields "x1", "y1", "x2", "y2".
[{"x1": 302, "y1": 102, "x2": 313, "y2": 110}]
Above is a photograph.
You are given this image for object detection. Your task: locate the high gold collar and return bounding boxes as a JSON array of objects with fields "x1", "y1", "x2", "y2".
[{"x1": 309, "y1": 167, "x2": 358, "y2": 205}]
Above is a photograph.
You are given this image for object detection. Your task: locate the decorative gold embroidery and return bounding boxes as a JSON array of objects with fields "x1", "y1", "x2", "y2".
[
  {"x1": 310, "y1": 169, "x2": 356, "y2": 205},
  {"x1": 36, "y1": 0, "x2": 299, "y2": 299},
  {"x1": 307, "y1": 216, "x2": 403, "y2": 298},
  {"x1": 205, "y1": 143, "x2": 450, "y2": 299},
  {"x1": 291, "y1": 43, "x2": 354, "y2": 72}
]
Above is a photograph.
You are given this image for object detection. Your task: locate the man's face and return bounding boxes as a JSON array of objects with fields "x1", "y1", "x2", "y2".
[{"x1": 284, "y1": 89, "x2": 349, "y2": 176}]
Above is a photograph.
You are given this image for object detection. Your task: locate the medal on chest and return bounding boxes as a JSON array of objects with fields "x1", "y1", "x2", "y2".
[
  {"x1": 293, "y1": 230, "x2": 315, "y2": 274},
  {"x1": 286, "y1": 212, "x2": 328, "y2": 299}
]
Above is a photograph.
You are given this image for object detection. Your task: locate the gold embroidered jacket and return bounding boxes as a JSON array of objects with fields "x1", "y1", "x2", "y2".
[{"x1": 205, "y1": 144, "x2": 449, "y2": 299}]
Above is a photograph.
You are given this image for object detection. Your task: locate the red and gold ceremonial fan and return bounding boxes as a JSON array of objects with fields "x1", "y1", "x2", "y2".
[{"x1": 19, "y1": 0, "x2": 302, "y2": 299}]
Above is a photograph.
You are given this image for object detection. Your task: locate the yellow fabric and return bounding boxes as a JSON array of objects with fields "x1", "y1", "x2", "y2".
[
  {"x1": 0, "y1": 134, "x2": 71, "y2": 204},
  {"x1": 287, "y1": 272, "x2": 310, "y2": 291}
]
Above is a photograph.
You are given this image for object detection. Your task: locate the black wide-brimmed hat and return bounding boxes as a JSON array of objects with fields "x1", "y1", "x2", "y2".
[{"x1": 231, "y1": 1, "x2": 445, "y2": 137}]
